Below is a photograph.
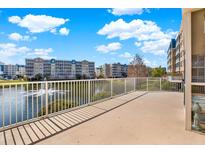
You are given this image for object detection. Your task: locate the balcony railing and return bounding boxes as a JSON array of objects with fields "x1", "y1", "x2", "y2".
[{"x1": 0, "y1": 77, "x2": 183, "y2": 130}]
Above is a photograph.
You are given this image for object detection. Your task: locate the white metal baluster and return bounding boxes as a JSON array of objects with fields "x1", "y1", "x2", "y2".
[
  {"x1": 15, "y1": 84, "x2": 18, "y2": 124},
  {"x1": 67, "y1": 81, "x2": 69, "y2": 109},
  {"x1": 76, "y1": 81, "x2": 78, "y2": 107},
  {"x1": 92, "y1": 80, "x2": 94, "y2": 102},
  {"x1": 75, "y1": 81, "x2": 77, "y2": 107},
  {"x1": 111, "y1": 79, "x2": 113, "y2": 97},
  {"x1": 147, "y1": 78, "x2": 149, "y2": 91},
  {"x1": 133, "y1": 78, "x2": 135, "y2": 91},
  {"x1": 27, "y1": 84, "x2": 29, "y2": 120},
  {"x1": 125, "y1": 79, "x2": 126, "y2": 94},
  {"x1": 78, "y1": 81, "x2": 80, "y2": 106},
  {"x1": 87, "y1": 80, "x2": 88, "y2": 103},
  {"x1": 81, "y1": 81, "x2": 83, "y2": 105},
  {"x1": 2, "y1": 85, "x2": 5, "y2": 128},
  {"x1": 160, "y1": 78, "x2": 162, "y2": 91},
  {"x1": 74, "y1": 81, "x2": 76, "y2": 107},
  {"x1": 50, "y1": 83, "x2": 52, "y2": 113},
  {"x1": 60, "y1": 82, "x2": 62, "y2": 110},
  {"x1": 91, "y1": 80, "x2": 93, "y2": 102},
  {"x1": 21, "y1": 84, "x2": 23, "y2": 121},
  {"x1": 63, "y1": 82, "x2": 65, "y2": 110},
  {"x1": 82, "y1": 81, "x2": 84, "y2": 105},
  {"x1": 9, "y1": 84, "x2": 11, "y2": 125},
  {"x1": 102, "y1": 80, "x2": 104, "y2": 97},
  {"x1": 84, "y1": 80, "x2": 86, "y2": 104},
  {"x1": 81, "y1": 81, "x2": 86, "y2": 104},
  {"x1": 45, "y1": 81, "x2": 48, "y2": 116},
  {"x1": 53, "y1": 82, "x2": 58, "y2": 112},
  {"x1": 62, "y1": 82, "x2": 64, "y2": 110},
  {"x1": 71, "y1": 82, "x2": 73, "y2": 108},
  {"x1": 58, "y1": 82, "x2": 60, "y2": 111},
  {"x1": 32, "y1": 83, "x2": 34, "y2": 118},
  {"x1": 88, "y1": 81, "x2": 90, "y2": 103},
  {"x1": 40, "y1": 83, "x2": 43, "y2": 116},
  {"x1": 60, "y1": 82, "x2": 62, "y2": 111},
  {"x1": 66, "y1": 81, "x2": 68, "y2": 109},
  {"x1": 36, "y1": 83, "x2": 39, "y2": 118},
  {"x1": 65, "y1": 81, "x2": 67, "y2": 109},
  {"x1": 90, "y1": 80, "x2": 92, "y2": 102}
]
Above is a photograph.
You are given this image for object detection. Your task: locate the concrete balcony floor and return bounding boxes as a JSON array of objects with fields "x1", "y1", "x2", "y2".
[
  {"x1": 37, "y1": 92, "x2": 205, "y2": 145},
  {"x1": 1, "y1": 91, "x2": 205, "y2": 145}
]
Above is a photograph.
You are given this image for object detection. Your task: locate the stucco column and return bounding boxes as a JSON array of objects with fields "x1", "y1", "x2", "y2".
[{"x1": 183, "y1": 11, "x2": 192, "y2": 130}]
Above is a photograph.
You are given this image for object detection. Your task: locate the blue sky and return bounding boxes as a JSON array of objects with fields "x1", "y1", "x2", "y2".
[{"x1": 0, "y1": 8, "x2": 182, "y2": 67}]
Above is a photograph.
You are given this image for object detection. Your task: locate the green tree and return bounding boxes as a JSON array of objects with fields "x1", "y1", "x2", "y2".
[
  {"x1": 98, "y1": 74, "x2": 104, "y2": 79},
  {"x1": 35, "y1": 73, "x2": 43, "y2": 81},
  {"x1": 76, "y1": 74, "x2": 82, "y2": 79},
  {"x1": 151, "y1": 66, "x2": 166, "y2": 77},
  {"x1": 43, "y1": 74, "x2": 50, "y2": 80}
]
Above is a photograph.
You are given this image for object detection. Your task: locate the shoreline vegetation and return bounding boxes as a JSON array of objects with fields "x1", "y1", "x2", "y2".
[{"x1": 0, "y1": 80, "x2": 26, "y2": 84}]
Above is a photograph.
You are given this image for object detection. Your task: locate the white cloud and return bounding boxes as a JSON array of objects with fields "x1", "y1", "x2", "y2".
[
  {"x1": 8, "y1": 14, "x2": 69, "y2": 33},
  {"x1": 0, "y1": 43, "x2": 31, "y2": 57},
  {"x1": 108, "y1": 8, "x2": 149, "y2": 16},
  {"x1": 119, "y1": 52, "x2": 133, "y2": 62},
  {"x1": 135, "y1": 42, "x2": 141, "y2": 47},
  {"x1": 143, "y1": 58, "x2": 151, "y2": 66},
  {"x1": 98, "y1": 19, "x2": 175, "y2": 41},
  {"x1": 96, "y1": 42, "x2": 122, "y2": 53},
  {"x1": 8, "y1": 16, "x2": 21, "y2": 23},
  {"x1": 59, "y1": 27, "x2": 69, "y2": 36},
  {"x1": 0, "y1": 43, "x2": 54, "y2": 64},
  {"x1": 143, "y1": 58, "x2": 158, "y2": 67},
  {"x1": 98, "y1": 18, "x2": 177, "y2": 56},
  {"x1": 27, "y1": 48, "x2": 53, "y2": 59},
  {"x1": 119, "y1": 52, "x2": 133, "y2": 58},
  {"x1": 8, "y1": 32, "x2": 37, "y2": 41},
  {"x1": 140, "y1": 38, "x2": 171, "y2": 55},
  {"x1": 50, "y1": 28, "x2": 57, "y2": 34}
]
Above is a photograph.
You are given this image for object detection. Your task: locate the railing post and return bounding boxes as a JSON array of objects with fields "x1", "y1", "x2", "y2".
[
  {"x1": 147, "y1": 77, "x2": 149, "y2": 91},
  {"x1": 134, "y1": 78, "x2": 136, "y2": 91},
  {"x1": 45, "y1": 81, "x2": 48, "y2": 116},
  {"x1": 2, "y1": 85, "x2": 4, "y2": 128},
  {"x1": 160, "y1": 78, "x2": 162, "y2": 91},
  {"x1": 111, "y1": 79, "x2": 113, "y2": 97},
  {"x1": 125, "y1": 79, "x2": 127, "y2": 93},
  {"x1": 88, "y1": 80, "x2": 91, "y2": 103}
]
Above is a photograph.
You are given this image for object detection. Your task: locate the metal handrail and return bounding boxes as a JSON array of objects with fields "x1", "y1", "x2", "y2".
[{"x1": 0, "y1": 77, "x2": 183, "y2": 130}]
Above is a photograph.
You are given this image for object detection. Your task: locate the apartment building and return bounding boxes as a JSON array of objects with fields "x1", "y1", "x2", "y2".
[
  {"x1": 15, "y1": 65, "x2": 26, "y2": 77},
  {"x1": 102, "y1": 64, "x2": 111, "y2": 78},
  {"x1": 102, "y1": 63, "x2": 128, "y2": 78},
  {"x1": 95, "y1": 66, "x2": 103, "y2": 78},
  {"x1": 0, "y1": 63, "x2": 26, "y2": 79},
  {"x1": 81, "y1": 60, "x2": 95, "y2": 79},
  {"x1": 175, "y1": 26, "x2": 185, "y2": 78},
  {"x1": 25, "y1": 58, "x2": 95, "y2": 79},
  {"x1": 4, "y1": 64, "x2": 17, "y2": 79},
  {"x1": 127, "y1": 64, "x2": 148, "y2": 77},
  {"x1": 167, "y1": 39, "x2": 176, "y2": 74},
  {"x1": 0, "y1": 61, "x2": 4, "y2": 76},
  {"x1": 183, "y1": 8, "x2": 205, "y2": 133}
]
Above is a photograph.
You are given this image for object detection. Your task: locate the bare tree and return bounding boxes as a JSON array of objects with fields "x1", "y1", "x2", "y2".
[
  {"x1": 130, "y1": 54, "x2": 145, "y2": 77},
  {"x1": 130, "y1": 54, "x2": 144, "y2": 65}
]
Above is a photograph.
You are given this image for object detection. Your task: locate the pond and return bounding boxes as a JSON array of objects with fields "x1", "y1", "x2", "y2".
[{"x1": 0, "y1": 81, "x2": 114, "y2": 127}]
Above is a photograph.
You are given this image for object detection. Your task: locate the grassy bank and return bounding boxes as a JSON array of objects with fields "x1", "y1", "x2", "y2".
[{"x1": 0, "y1": 80, "x2": 27, "y2": 84}]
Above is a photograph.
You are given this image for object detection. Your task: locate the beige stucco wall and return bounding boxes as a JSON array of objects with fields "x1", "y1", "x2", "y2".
[
  {"x1": 182, "y1": 9, "x2": 192, "y2": 130},
  {"x1": 191, "y1": 9, "x2": 205, "y2": 56}
]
